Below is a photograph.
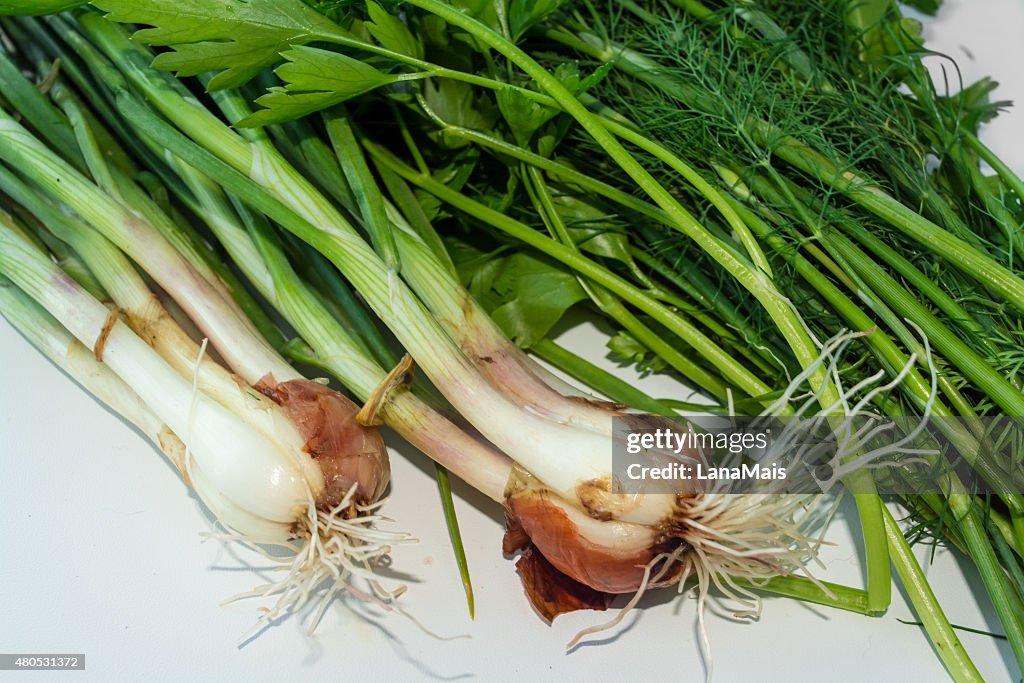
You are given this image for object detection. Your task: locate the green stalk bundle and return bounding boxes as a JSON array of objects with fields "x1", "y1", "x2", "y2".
[{"x1": 0, "y1": 1, "x2": 1021, "y2": 679}]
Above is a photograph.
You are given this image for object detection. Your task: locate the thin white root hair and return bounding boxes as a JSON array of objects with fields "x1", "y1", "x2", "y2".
[
  {"x1": 566, "y1": 545, "x2": 689, "y2": 650},
  {"x1": 572, "y1": 328, "x2": 936, "y2": 677},
  {"x1": 208, "y1": 483, "x2": 415, "y2": 643}
]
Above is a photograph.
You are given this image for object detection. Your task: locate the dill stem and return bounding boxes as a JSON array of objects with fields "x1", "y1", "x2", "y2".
[
  {"x1": 595, "y1": 113, "x2": 774, "y2": 279},
  {"x1": 739, "y1": 175, "x2": 992, "y2": 426},
  {"x1": 663, "y1": 0, "x2": 725, "y2": 23},
  {"x1": 947, "y1": 496, "x2": 1024, "y2": 672},
  {"x1": 759, "y1": 134, "x2": 1024, "y2": 314},
  {"x1": 902, "y1": 494, "x2": 967, "y2": 554},
  {"x1": 967, "y1": 133, "x2": 1024, "y2": 204},
  {"x1": 629, "y1": 247, "x2": 787, "y2": 365},
  {"x1": 736, "y1": 195, "x2": 1024, "y2": 670},
  {"x1": 986, "y1": 516, "x2": 1024, "y2": 604},
  {"x1": 839, "y1": 221, "x2": 997, "y2": 358},
  {"x1": 1014, "y1": 513, "x2": 1024, "y2": 563},
  {"x1": 524, "y1": 160, "x2": 772, "y2": 386},
  {"x1": 736, "y1": 171, "x2": 1024, "y2": 417},
  {"x1": 983, "y1": 507, "x2": 1022, "y2": 557},
  {"x1": 529, "y1": 162, "x2": 775, "y2": 377},
  {"x1": 733, "y1": 198, "x2": 1024, "y2": 499},
  {"x1": 883, "y1": 507, "x2": 983, "y2": 683},
  {"x1": 954, "y1": 142, "x2": 1024, "y2": 268},
  {"x1": 522, "y1": 164, "x2": 735, "y2": 400},
  {"x1": 729, "y1": 197, "x2": 1024, "y2": 509},
  {"x1": 591, "y1": 279, "x2": 730, "y2": 398},
  {"x1": 826, "y1": 231, "x2": 1024, "y2": 416}
]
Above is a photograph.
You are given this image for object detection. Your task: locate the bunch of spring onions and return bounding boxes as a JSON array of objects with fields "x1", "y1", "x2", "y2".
[
  {"x1": 0, "y1": 8, "x2": 852, "y2": 627},
  {"x1": 0, "y1": 1, "x2": 1017, "y2": 679}
]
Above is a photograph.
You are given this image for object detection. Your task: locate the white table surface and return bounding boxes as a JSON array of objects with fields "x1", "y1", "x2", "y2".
[{"x1": 1, "y1": 2, "x2": 1022, "y2": 681}]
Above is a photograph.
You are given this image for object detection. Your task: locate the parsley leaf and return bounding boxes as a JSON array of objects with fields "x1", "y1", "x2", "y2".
[
  {"x1": 94, "y1": 0, "x2": 350, "y2": 89},
  {"x1": 449, "y1": 239, "x2": 587, "y2": 348},
  {"x1": 365, "y1": 1, "x2": 423, "y2": 60},
  {"x1": 423, "y1": 79, "x2": 498, "y2": 135},
  {"x1": 508, "y1": 0, "x2": 564, "y2": 41},
  {"x1": 607, "y1": 331, "x2": 666, "y2": 375},
  {"x1": 238, "y1": 46, "x2": 405, "y2": 127}
]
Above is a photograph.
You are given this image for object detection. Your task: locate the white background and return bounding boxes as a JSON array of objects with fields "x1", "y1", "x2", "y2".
[{"x1": 1, "y1": 2, "x2": 1022, "y2": 681}]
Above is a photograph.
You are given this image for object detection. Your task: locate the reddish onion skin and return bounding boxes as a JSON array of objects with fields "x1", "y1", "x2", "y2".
[
  {"x1": 256, "y1": 375, "x2": 389, "y2": 508},
  {"x1": 514, "y1": 546, "x2": 612, "y2": 622},
  {"x1": 505, "y1": 487, "x2": 683, "y2": 597}
]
